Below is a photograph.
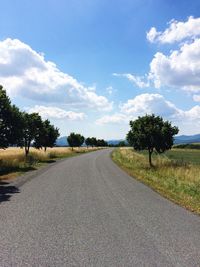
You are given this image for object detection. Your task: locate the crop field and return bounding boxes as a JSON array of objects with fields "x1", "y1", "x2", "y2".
[
  {"x1": 112, "y1": 148, "x2": 200, "y2": 214},
  {"x1": 0, "y1": 147, "x2": 99, "y2": 180},
  {"x1": 165, "y1": 149, "x2": 200, "y2": 165}
]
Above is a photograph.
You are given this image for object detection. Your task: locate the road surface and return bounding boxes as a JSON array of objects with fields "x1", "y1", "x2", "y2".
[{"x1": 0, "y1": 148, "x2": 199, "y2": 266}]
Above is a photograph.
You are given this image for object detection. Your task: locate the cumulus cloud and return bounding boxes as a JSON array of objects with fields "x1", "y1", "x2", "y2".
[
  {"x1": 149, "y1": 39, "x2": 200, "y2": 92},
  {"x1": 120, "y1": 93, "x2": 179, "y2": 117},
  {"x1": 28, "y1": 105, "x2": 86, "y2": 120},
  {"x1": 96, "y1": 93, "x2": 200, "y2": 133},
  {"x1": 0, "y1": 38, "x2": 112, "y2": 111},
  {"x1": 118, "y1": 18, "x2": 200, "y2": 93},
  {"x1": 147, "y1": 16, "x2": 200, "y2": 43}
]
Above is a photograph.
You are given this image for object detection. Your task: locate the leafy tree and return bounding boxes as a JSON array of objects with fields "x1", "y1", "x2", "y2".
[
  {"x1": 85, "y1": 137, "x2": 92, "y2": 148},
  {"x1": 118, "y1": 141, "x2": 126, "y2": 147},
  {"x1": 34, "y1": 119, "x2": 60, "y2": 151},
  {"x1": 96, "y1": 139, "x2": 108, "y2": 147},
  {"x1": 127, "y1": 114, "x2": 179, "y2": 166},
  {"x1": 21, "y1": 112, "x2": 43, "y2": 157},
  {"x1": 0, "y1": 85, "x2": 23, "y2": 149},
  {"x1": 67, "y1": 133, "x2": 85, "y2": 150},
  {"x1": 90, "y1": 137, "x2": 97, "y2": 147}
]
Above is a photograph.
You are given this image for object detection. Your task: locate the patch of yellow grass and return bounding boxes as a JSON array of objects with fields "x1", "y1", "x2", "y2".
[{"x1": 0, "y1": 147, "x2": 99, "y2": 180}]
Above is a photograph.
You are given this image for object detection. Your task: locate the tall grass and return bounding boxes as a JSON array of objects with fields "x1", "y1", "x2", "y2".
[
  {"x1": 112, "y1": 148, "x2": 200, "y2": 214},
  {"x1": 0, "y1": 147, "x2": 98, "y2": 179}
]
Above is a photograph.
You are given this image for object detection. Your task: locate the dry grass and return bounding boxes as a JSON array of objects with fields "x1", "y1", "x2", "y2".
[
  {"x1": 112, "y1": 148, "x2": 200, "y2": 215},
  {"x1": 0, "y1": 147, "x2": 99, "y2": 180}
]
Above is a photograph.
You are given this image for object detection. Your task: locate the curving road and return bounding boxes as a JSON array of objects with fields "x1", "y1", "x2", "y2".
[{"x1": 0, "y1": 148, "x2": 200, "y2": 266}]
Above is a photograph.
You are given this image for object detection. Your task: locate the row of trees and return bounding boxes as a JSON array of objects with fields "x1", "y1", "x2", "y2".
[
  {"x1": 67, "y1": 133, "x2": 108, "y2": 150},
  {"x1": 0, "y1": 86, "x2": 60, "y2": 156}
]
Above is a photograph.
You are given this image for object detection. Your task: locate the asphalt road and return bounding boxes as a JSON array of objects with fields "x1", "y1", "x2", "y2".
[{"x1": 0, "y1": 149, "x2": 200, "y2": 266}]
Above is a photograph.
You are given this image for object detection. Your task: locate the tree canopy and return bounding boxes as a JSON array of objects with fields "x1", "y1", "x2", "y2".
[
  {"x1": 0, "y1": 86, "x2": 23, "y2": 149},
  {"x1": 0, "y1": 85, "x2": 60, "y2": 156},
  {"x1": 127, "y1": 114, "x2": 179, "y2": 166},
  {"x1": 67, "y1": 133, "x2": 85, "y2": 150}
]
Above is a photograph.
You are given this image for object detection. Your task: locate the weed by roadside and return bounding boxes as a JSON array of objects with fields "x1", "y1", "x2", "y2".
[{"x1": 112, "y1": 148, "x2": 200, "y2": 215}]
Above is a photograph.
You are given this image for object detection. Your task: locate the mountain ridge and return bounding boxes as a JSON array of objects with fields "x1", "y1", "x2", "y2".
[{"x1": 56, "y1": 134, "x2": 200, "y2": 146}]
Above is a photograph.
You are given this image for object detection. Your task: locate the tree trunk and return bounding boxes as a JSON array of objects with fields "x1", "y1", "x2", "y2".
[
  {"x1": 148, "y1": 149, "x2": 153, "y2": 167},
  {"x1": 25, "y1": 147, "x2": 28, "y2": 158},
  {"x1": 44, "y1": 147, "x2": 47, "y2": 152}
]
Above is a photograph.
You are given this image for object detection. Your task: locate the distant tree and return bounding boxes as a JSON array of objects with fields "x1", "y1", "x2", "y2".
[
  {"x1": 127, "y1": 114, "x2": 179, "y2": 167},
  {"x1": 21, "y1": 113, "x2": 43, "y2": 157},
  {"x1": 67, "y1": 133, "x2": 85, "y2": 150},
  {"x1": 90, "y1": 137, "x2": 97, "y2": 147},
  {"x1": 96, "y1": 139, "x2": 108, "y2": 147},
  {"x1": 34, "y1": 119, "x2": 60, "y2": 151},
  {"x1": 118, "y1": 141, "x2": 126, "y2": 147},
  {"x1": 0, "y1": 85, "x2": 23, "y2": 149},
  {"x1": 85, "y1": 137, "x2": 92, "y2": 148}
]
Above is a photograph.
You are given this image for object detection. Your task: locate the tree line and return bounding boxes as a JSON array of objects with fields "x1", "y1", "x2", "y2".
[
  {"x1": 0, "y1": 85, "x2": 60, "y2": 156},
  {"x1": 67, "y1": 133, "x2": 108, "y2": 150}
]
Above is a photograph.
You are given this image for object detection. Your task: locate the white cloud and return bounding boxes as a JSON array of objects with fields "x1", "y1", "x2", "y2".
[
  {"x1": 120, "y1": 93, "x2": 179, "y2": 117},
  {"x1": 0, "y1": 38, "x2": 112, "y2": 111},
  {"x1": 96, "y1": 113, "x2": 128, "y2": 125},
  {"x1": 96, "y1": 93, "x2": 200, "y2": 134},
  {"x1": 149, "y1": 39, "x2": 200, "y2": 92},
  {"x1": 147, "y1": 16, "x2": 200, "y2": 43},
  {"x1": 106, "y1": 86, "x2": 114, "y2": 95},
  {"x1": 113, "y1": 73, "x2": 149, "y2": 88},
  {"x1": 118, "y1": 33, "x2": 200, "y2": 92},
  {"x1": 193, "y1": 95, "x2": 200, "y2": 102},
  {"x1": 28, "y1": 105, "x2": 86, "y2": 120}
]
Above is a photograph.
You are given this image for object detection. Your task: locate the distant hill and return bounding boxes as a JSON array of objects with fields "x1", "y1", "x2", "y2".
[
  {"x1": 56, "y1": 134, "x2": 200, "y2": 147},
  {"x1": 56, "y1": 136, "x2": 68, "y2": 146},
  {"x1": 174, "y1": 134, "x2": 200, "y2": 144}
]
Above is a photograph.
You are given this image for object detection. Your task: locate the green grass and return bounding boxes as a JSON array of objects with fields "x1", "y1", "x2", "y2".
[
  {"x1": 165, "y1": 149, "x2": 200, "y2": 165},
  {"x1": 112, "y1": 148, "x2": 200, "y2": 215}
]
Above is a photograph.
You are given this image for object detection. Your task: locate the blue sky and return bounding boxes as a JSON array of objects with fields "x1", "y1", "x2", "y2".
[{"x1": 1, "y1": 0, "x2": 200, "y2": 139}]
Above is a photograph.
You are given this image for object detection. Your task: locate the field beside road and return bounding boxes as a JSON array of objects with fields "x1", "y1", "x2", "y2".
[
  {"x1": 0, "y1": 147, "x2": 99, "y2": 180},
  {"x1": 112, "y1": 148, "x2": 200, "y2": 214}
]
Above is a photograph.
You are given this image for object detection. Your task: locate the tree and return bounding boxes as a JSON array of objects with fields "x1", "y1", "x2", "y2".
[
  {"x1": 127, "y1": 114, "x2": 179, "y2": 167},
  {"x1": 34, "y1": 119, "x2": 60, "y2": 151},
  {"x1": 85, "y1": 137, "x2": 92, "y2": 148},
  {"x1": 67, "y1": 133, "x2": 85, "y2": 150},
  {"x1": 0, "y1": 85, "x2": 23, "y2": 149},
  {"x1": 118, "y1": 141, "x2": 126, "y2": 147},
  {"x1": 21, "y1": 112, "x2": 43, "y2": 157},
  {"x1": 90, "y1": 137, "x2": 97, "y2": 147},
  {"x1": 96, "y1": 139, "x2": 108, "y2": 147}
]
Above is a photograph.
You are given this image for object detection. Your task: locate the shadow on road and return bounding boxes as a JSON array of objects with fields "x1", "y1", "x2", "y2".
[{"x1": 0, "y1": 181, "x2": 20, "y2": 203}]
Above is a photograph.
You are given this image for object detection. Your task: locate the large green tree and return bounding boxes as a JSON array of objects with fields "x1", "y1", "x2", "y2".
[
  {"x1": 0, "y1": 85, "x2": 23, "y2": 149},
  {"x1": 34, "y1": 119, "x2": 60, "y2": 151},
  {"x1": 67, "y1": 133, "x2": 85, "y2": 150},
  {"x1": 21, "y1": 112, "x2": 43, "y2": 157},
  {"x1": 127, "y1": 114, "x2": 179, "y2": 166}
]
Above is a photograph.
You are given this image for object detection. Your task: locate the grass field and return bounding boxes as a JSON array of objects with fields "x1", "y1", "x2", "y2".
[
  {"x1": 112, "y1": 148, "x2": 200, "y2": 215},
  {"x1": 0, "y1": 147, "x2": 99, "y2": 180},
  {"x1": 165, "y1": 149, "x2": 200, "y2": 165}
]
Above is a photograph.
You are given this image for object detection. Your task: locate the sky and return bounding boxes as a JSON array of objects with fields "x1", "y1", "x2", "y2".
[{"x1": 1, "y1": 0, "x2": 200, "y2": 139}]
